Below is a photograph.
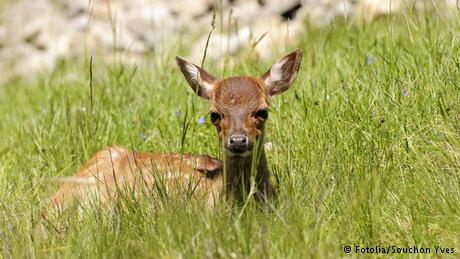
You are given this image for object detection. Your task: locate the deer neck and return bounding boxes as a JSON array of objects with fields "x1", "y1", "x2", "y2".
[{"x1": 223, "y1": 141, "x2": 271, "y2": 202}]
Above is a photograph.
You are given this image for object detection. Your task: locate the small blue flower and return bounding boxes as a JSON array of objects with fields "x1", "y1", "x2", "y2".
[
  {"x1": 175, "y1": 109, "x2": 182, "y2": 118},
  {"x1": 139, "y1": 131, "x2": 146, "y2": 141},
  {"x1": 197, "y1": 117, "x2": 205, "y2": 124},
  {"x1": 366, "y1": 55, "x2": 374, "y2": 65},
  {"x1": 402, "y1": 88, "x2": 407, "y2": 97}
]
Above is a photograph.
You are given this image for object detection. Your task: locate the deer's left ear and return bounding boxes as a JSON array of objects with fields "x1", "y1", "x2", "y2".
[{"x1": 261, "y1": 49, "x2": 303, "y2": 96}]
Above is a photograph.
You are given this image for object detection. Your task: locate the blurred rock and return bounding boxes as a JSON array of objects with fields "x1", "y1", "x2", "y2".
[
  {"x1": 190, "y1": 0, "x2": 306, "y2": 65},
  {"x1": 0, "y1": 0, "x2": 457, "y2": 84}
]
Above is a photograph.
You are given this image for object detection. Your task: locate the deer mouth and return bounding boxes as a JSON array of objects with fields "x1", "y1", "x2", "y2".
[{"x1": 227, "y1": 148, "x2": 253, "y2": 158}]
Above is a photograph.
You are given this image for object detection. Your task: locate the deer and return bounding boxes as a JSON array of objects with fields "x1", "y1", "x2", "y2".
[
  {"x1": 43, "y1": 147, "x2": 223, "y2": 221},
  {"x1": 176, "y1": 48, "x2": 302, "y2": 203},
  {"x1": 42, "y1": 49, "x2": 302, "y2": 224}
]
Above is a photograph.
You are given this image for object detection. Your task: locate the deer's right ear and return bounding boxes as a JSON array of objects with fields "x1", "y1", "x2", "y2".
[{"x1": 175, "y1": 57, "x2": 217, "y2": 100}]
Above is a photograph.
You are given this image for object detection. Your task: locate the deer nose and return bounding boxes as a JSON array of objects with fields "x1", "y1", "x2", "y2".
[{"x1": 228, "y1": 134, "x2": 249, "y2": 152}]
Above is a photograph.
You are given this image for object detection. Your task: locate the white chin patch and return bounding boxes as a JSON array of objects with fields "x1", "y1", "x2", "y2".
[{"x1": 227, "y1": 150, "x2": 252, "y2": 158}]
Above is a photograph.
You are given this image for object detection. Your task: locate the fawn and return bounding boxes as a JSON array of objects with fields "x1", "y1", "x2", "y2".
[
  {"x1": 45, "y1": 147, "x2": 223, "y2": 219},
  {"x1": 176, "y1": 48, "x2": 302, "y2": 202},
  {"x1": 45, "y1": 49, "x2": 302, "y2": 219}
]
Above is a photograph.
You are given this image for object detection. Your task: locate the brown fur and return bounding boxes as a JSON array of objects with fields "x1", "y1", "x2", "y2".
[
  {"x1": 210, "y1": 77, "x2": 274, "y2": 202},
  {"x1": 211, "y1": 77, "x2": 269, "y2": 151},
  {"x1": 44, "y1": 146, "x2": 222, "y2": 221}
]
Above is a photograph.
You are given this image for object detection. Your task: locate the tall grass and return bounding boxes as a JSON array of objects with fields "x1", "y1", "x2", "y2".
[{"x1": 0, "y1": 9, "x2": 459, "y2": 258}]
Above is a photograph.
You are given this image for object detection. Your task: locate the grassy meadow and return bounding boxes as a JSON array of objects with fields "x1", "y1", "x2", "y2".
[{"x1": 1, "y1": 8, "x2": 460, "y2": 258}]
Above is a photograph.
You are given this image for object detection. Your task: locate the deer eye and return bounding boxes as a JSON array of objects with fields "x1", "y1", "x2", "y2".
[
  {"x1": 209, "y1": 112, "x2": 221, "y2": 123},
  {"x1": 254, "y1": 109, "x2": 269, "y2": 120}
]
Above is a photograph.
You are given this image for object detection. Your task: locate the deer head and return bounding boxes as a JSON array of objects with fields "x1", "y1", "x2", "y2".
[{"x1": 176, "y1": 49, "x2": 302, "y2": 158}]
